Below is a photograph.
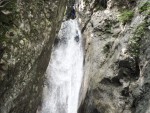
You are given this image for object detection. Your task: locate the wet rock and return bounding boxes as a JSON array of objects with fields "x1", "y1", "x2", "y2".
[
  {"x1": 75, "y1": 35, "x2": 79, "y2": 42},
  {"x1": 54, "y1": 37, "x2": 60, "y2": 46}
]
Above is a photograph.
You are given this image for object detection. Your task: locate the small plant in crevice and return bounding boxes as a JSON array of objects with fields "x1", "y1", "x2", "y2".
[
  {"x1": 139, "y1": 2, "x2": 150, "y2": 14},
  {"x1": 118, "y1": 10, "x2": 134, "y2": 24},
  {"x1": 128, "y1": 22, "x2": 148, "y2": 57}
]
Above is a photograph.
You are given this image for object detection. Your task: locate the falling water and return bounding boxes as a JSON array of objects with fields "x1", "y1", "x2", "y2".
[{"x1": 40, "y1": 19, "x2": 83, "y2": 113}]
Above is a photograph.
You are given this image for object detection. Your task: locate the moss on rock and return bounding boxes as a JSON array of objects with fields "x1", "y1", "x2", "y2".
[
  {"x1": 129, "y1": 19, "x2": 149, "y2": 57},
  {"x1": 118, "y1": 10, "x2": 134, "y2": 24}
]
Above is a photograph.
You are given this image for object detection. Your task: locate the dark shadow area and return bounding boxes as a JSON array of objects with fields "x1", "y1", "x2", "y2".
[
  {"x1": 65, "y1": 0, "x2": 76, "y2": 20},
  {"x1": 94, "y1": 0, "x2": 108, "y2": 9},
  {"x1": 54, "y1": 37, "x2": 60, "y2": 46}
]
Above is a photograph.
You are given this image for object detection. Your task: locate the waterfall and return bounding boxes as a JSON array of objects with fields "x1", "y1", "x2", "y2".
[{"x1": 40, "y1": 19, "x2": 83, "y2": 113}]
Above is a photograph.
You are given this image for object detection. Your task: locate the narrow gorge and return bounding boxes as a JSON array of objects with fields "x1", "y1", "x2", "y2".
[{"x1": 0, "y1": 0, "x2": 150, "y2": 113}]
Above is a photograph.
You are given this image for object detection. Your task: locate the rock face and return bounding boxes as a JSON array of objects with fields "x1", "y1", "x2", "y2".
[
  {"x1": 77, "y1": 0, "x2": 150, "y2": 113},
  {"x1": 0, "y1": 0, "x2": 67, "y2": 113}
]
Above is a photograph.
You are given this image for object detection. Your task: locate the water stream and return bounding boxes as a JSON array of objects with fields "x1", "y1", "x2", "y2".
[{"x1": 40, "y1": 19, "x2": 83, "y2": 113}]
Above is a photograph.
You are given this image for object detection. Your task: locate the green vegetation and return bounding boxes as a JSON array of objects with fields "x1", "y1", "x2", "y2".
[
  {"x1": 118, "y1": 10, "x2": 134, "y2": 24},
  {"x1": 139, "y1": 2, "x2": 150, "y2": 15},
  {"x1": 129, "y1": 22, "x2": 147, "y2": 57},
  {"x1": 139, "y1": 2, "x2": 150, "y2": 13}
]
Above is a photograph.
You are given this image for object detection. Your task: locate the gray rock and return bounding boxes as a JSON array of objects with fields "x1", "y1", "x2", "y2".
[
  {"x1": 77, "y1": 0, "x2": 150, "y2": 113},
  {"x1": 0, "y1": 0, "x2": 67, "y2": 113}
]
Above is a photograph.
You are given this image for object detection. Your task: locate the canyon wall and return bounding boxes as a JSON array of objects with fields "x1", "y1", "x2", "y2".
[
  {"x1": 78, "y1": 0, "x2": 150, "y2": 113},
  {"x1": 0, "y1": 0, "x2": 67, "y2": 113}
]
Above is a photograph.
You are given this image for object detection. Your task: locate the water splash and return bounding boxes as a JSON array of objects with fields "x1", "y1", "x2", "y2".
[{"x1": 40, "y1": 19, "x2": 83, "y2": 113}]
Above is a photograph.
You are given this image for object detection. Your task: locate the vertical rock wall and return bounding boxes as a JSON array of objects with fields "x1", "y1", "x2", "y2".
[
  {"x1": 77, "y1": 0, "x2": 150, "y2": 113},
  {"x1": 0, "y1": 0, "x2": 67, "y2": 113}
]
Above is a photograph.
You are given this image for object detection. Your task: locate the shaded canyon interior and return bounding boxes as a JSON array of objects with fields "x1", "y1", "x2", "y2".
[{"x1": 0, "y1": 0, "x2": 150, "y2": 113}]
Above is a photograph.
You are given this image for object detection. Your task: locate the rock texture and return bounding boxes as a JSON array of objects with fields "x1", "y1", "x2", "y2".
[
  {"x1": 77, "y1": 0, "x2": 150, "y2": 113},
  {"x1": 0, "y1": 0, "x2": 67, "y2": 113}
]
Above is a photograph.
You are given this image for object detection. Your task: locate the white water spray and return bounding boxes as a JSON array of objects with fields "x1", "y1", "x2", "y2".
[{"x1": 40, "y1": 19, "x2": 83, "y2": 113}]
